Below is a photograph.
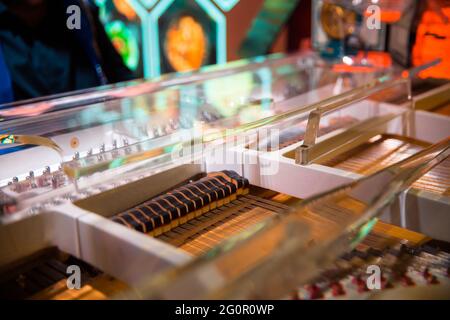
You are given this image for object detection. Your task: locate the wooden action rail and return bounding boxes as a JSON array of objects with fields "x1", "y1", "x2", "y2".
[{"x1": 111, "y1": 171, "x2": 251, "y2": 237}]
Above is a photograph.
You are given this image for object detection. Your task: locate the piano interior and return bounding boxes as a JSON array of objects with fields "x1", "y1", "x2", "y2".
[{"x1": 1, "y1": 53, "x2": 449, "y2": 300}]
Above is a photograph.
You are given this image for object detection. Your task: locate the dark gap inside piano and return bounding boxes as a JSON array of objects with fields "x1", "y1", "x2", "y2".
[{"x1": 0, "y1": 247, "x2": 127, "y2": 300}]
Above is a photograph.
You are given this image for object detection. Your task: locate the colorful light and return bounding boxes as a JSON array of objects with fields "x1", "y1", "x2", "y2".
[
  {"x1": 149, "y1": 0, "x2": 226, "y2": 77},
  {"x1": 0, "y1": 134, "x2": 15, "y2": 144},
  {"x1": 105, "y1": 20, "x2": 140, "y2": 71},
  {"x1": 165, "y1": 16, "x2": 208, "y2": 72}
]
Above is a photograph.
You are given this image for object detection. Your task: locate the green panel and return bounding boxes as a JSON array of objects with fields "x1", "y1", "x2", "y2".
[{"x1": 239, "y1": 0, "x2": 301, "y2": 58}]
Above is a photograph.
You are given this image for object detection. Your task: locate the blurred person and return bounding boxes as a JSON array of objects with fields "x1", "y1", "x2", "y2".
[{"x1": 0, "y1": 0, "x2": 134, "y2": 105}]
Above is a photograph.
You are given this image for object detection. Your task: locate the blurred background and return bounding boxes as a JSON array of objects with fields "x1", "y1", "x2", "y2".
[{"x1": 0, "y1": 0, "x2": 449, "y2": 105}]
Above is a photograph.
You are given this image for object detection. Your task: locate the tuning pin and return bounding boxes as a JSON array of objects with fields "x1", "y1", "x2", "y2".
[
  {"x1": 27, "y1": 172, "x2": 37, "y2": 188},
  {"x1": 123, "y1": 139, "x2": 131, "y2": 155},
  {"x1": 97, "y1": 144, "x2": 106, "y2": 160},
  {"x1": 52, "y1": 176, "x2": 58, "y2": 189},
  {"x1": 44, "y1": 166, "x2": 51, "y2": 174},
  {"x1": 67, "y1": 193, "x2": 80, "y2": 201},
  {"x1": 12, "y1": 177, "x2": 19, "y2": 183},
  {"x1": 169, "y1": 119, "x2": 178, "y2": 130},
  {"x1": 52, "y1": 197, "x2": 64, "y2": 206},
  {"x1": 73, "y1": 152, "x2": 80, "y2": 160},
  {"x1": 87, "y1": 148, "x2": 93, "y2": 156},
  {"x1": 112, "y1": 140, "x2": 119, "y2": 157},
  {"x1": 30, "y1": 205, "x2": 43, "y2": 215},
  {"x1": 153, "y1": 128, "x2": 160, "y2": 138},
  {"x1": 25, "y1": 177, "x2": 36, "y2": 188}
]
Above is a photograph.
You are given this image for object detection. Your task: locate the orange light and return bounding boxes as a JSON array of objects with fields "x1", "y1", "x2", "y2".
[
  {"x1": 412, "y1": 8, "x2": 450, "y2": 79},
  {"x1": 332, "y1": 51, "x2": 392, "y2": 73},
  {"x1": 113, "y1": 0, "x2": 137, "y2": 21},
  {"x1": 332, "y1": 64, "x2": 377, "y2": 73},
  {"x1": 357, "y1": 51, "x2": 392, "y2": 68},
  {"x1": 165, "y1": 16, "x2": 207, "y2": 72},
  {"x1": 363, "y1": 10, "x2": 402, "y2": 23},
  {"x1": 112, "y1": 37, "x2": 126, "y2": 53}
]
